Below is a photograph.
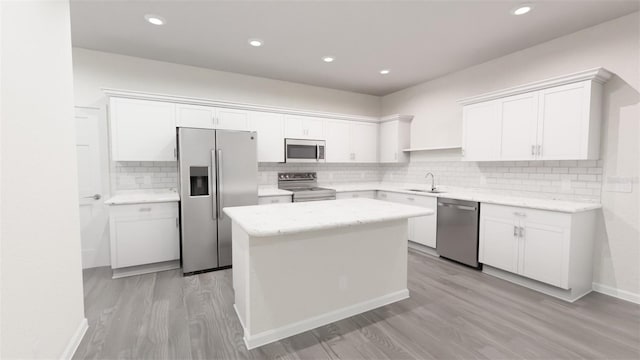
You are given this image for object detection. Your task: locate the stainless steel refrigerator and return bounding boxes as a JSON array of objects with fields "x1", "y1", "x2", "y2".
[{"x1": 178, "y1": 127, "x2": 258, "y2": 275}]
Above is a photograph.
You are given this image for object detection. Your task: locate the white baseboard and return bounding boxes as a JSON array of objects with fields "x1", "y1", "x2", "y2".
[
  {"x1": 112, "y1": 260, "x2": 181, "y2": 279},
  {"x1": 592, "y1": 282, "x2": 640, "y2": 304},
  {"x1": 408, "y1": 241, "x2": 438, "y2": 257},
  {"x1": 243, "y1": 289, "x2": 409, "y2": 350},
  {"x1": 60, "y1": 318, "x2": 88, "y2": 360}
]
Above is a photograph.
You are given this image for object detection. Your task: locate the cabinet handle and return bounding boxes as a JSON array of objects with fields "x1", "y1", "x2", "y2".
[
  {"x1": 513, "y1": 225, "x2": 518, "y2": 237},
  {"x1": 176, "y1": 217, "x2": 179, "y2": 227},
  {"x1": 519, "y1": 226, "x2": 525, "y2": 238},
  {"x1": 461, "y1": 148, "x2": 465, "y2": 156},
  {"x1": 513, "y1": 212, "x2": 526, "y2": 217},
  {"x1": 139, "y1": 207, "x2": 151, "y2": 212},
  {"x1": 407, "y1": 197, "x2": 415, "y2": 201},
  {"x1": 531, "y1": 145, "x2": 535, "y2": 156},
  {"x1": 270, "y1": 199, "x2": 278, "y2": 203},
  {"x1": 537, "y1": 145, "x2": 541, "y2": 156}
]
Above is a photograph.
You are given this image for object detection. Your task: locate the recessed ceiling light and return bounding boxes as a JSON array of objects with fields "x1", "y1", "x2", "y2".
[
  {"x1": 379, "y1": 69, "x2": 390, "y2": 75},
  {"x1": 512, "y1": 5, "x2": 532, "y2": 15},
  {"x1": 248, "y1": 39, "x2": 263, "y2": 47},
  {"x1": 322, "y1": 56, "x2": 335, "y2": 63},
  {"x1": 144, "y1": 14, "x2": 165, "y2": 26}
]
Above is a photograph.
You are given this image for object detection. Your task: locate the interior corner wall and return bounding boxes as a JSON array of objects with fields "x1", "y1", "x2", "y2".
[
  {"x1": 381, "y1": 12, "x2": 640, "y2": 299},
  {"x1": 1, "y1": 1, "x2": 87, "y2": 358}
]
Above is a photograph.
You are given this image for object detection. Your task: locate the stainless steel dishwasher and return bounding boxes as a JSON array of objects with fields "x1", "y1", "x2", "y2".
[{"x1": 436, "y1": 198, "x2": 481, "y2": 268}]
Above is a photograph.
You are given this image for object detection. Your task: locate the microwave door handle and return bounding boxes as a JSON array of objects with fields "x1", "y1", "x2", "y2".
[{"x1": 317, "y1": 144, "x2": 320, "y2": 160}]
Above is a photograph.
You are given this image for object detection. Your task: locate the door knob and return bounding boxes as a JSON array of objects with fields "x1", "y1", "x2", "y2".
[{"x1": 84, "y1": 194, "x2": 101, "y2": 200}]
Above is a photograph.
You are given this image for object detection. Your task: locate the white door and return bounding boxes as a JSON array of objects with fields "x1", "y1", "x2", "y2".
[
  {"x1": 351, "y1": 122, "x2": 378, "y2": 162},
  {"x1": 325, "y1": 120, "x2": 351, "y2": 162},
  {"x1": 500, "y1": 92, "x2": 539, "y2": 160},
  {"x1": 462, "y1": 100, "x2": 501, "y2": 161},
  {"x1": 479, "y1": 216, "x2": 519, "y2": 273},
  {"x1": 216, "y1": 108, "x2": 249, "y2": 130},
  {"x1": 284, "y1": 116, "x2": 306, "y2": 138},
  {"x1": 76, "y1": 108, "x2": 110, "y2": 268},
  {"x1": 519, "y1": 222, "x2": 567, "y2": 288},
  {"x1": 537, "y1": 82, "x2": 588, "y2": 160},
  {"x1": 249, "y1": 111, "x2": 285, "y2": 162}
]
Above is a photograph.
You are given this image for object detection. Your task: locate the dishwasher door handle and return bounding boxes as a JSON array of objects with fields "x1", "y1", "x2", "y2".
[{"x1": 438, "y1": 203, "x2": 476, "y2": 211}]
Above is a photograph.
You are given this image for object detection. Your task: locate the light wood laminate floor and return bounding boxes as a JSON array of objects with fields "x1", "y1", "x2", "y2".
[{"x1": 74, "y1": 250, "x2": 640, "y2": 359}]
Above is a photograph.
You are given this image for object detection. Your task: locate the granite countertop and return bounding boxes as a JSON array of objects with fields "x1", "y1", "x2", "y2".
[
  {"x1": 223, "y1": 198, "x2": 434, "y2": 237},
  {"x1": 104, "y1": 189, "x2": 180, "y2": 205},
  {"x1": 321, "y1": 183, "x2": 601, "y2": 213}
]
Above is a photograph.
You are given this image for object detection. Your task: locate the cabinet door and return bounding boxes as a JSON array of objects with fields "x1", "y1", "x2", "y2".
[
  {"x1": 305, "y1": 117, "x2": 325, "y2": 139},
  {"x1": 249, "y1": 112, "x2": 284, "y2": 162},
  {"x1": 520, "y1": 221, "x2": 568, "y2": 289},
  {"x1": 537, "y1": 82, "x2": 588, "y2": 160},
  {"x1": 325, "y1": 120, "x2": 351, "y2": 162},
  {"x1": 110, "y1": 204, "x2": 180, "y2": 269},
  {"x1": 284, "y1": 116, "x2": 306, "y2": 138},
  {"x1": 479, "y1": 216, "x2": 519, "y2": 273},
  {"x1": 216, "y1": 108, "x2": 249, "y2": 130},
  {"x1": 176, "y1": 104, "x2": 215, "y2": 129},
  {"x1": 351, "y1": 122, "x2": 378, "y2": 162},
  {"x1": 500, "y1": 93, "x2": 539, "y2": 160},
  {"x1": 110, "y1": 98, "x2": 177, "y2": 161},
  {"x1": 379, "y1": 121, "x2": 398, "y2": 162},
  {"x1": 410, "y1": 197, "x2": 437, "y2": 248},
  {"x1": 462, "y1": 100, "x2": 501, "y2": 161}
]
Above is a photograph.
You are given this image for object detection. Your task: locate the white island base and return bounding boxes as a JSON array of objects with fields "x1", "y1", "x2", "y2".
[{"x1": 225, "y1": 198, "x2": 432, "y2": 349}]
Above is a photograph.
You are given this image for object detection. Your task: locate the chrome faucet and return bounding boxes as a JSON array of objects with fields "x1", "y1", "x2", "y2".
[{"x1": 425, "y1": 172, "x2": 436, "y2": 191}]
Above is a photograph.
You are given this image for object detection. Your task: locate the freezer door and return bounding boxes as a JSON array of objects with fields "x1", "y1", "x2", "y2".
[
  {"x1": 178, "y1": 128, "x2": 219, "y2": 273},
  {"x1": 216, "y1": 130, "x2": 258, "y2": 267}
]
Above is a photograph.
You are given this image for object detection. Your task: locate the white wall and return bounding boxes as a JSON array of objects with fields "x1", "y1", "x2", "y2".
[
  {"x1": 72, "y1": 48, "x2": 381, "y2": 116},
  {"x1": 1, "y1": 1, "x2": 87, "y2": 358},
  {"x1": 382, "y1": 13, "x2": 640, "y2": 299}
]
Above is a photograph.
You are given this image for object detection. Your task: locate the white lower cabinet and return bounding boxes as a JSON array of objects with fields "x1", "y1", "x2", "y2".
[
  {"x1": 479, "y1": 203, "x2": 595, "y2": 294},
  {"x1": 258, "y1": 195, "x2": 292, "y2": 205},
  {"x1": 376, "y1": 191, "x2": 437, "y2": 248},
  {"x1": 109, "y1": 202, "x2": 180, "y2": 270},
  {"x1": 336, "y1": 191, "x2": 376, "y2": 199}
]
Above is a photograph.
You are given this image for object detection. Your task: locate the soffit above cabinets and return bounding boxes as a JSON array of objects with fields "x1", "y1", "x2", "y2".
[{"x1": 70, "y1": 1, "x2": 638, "y2": 96}]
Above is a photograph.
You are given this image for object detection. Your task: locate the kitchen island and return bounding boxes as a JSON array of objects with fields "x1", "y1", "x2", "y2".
[{"x1": 223, "y1": 198, "x2": 433, "y2": 349}]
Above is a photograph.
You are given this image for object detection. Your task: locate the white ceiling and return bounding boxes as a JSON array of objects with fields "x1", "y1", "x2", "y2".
[{"x1": 70, "y1": 0, "x2": 639, "y2": 96}]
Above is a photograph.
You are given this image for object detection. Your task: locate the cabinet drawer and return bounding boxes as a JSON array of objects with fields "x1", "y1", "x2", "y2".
[
  {"x1": 481, "y1": 203, "x2": 571, "y2": 228},
  {"x1": 336, "y1": 191, "x2": 376, "y2": 199},
  {"x1": 258, "y1": 195, "x2": 292, "y2": 205}
]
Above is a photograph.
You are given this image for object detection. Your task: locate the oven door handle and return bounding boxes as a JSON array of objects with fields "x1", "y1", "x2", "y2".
[{"x1": 316, "y1": 144, "x2": 320, "y2": 160}]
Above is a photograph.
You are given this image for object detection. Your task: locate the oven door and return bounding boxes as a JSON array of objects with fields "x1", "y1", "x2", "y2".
[{"x1": 285, "y1": 139, "x2": 326, "y2": 163}]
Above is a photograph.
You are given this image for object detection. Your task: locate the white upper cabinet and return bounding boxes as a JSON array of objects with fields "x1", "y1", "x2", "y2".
[
  {"x1": 216, "y1": 108, "x2": 249, "y2": 130},
  {"x1": 325, "y1": 120, "x2": 378, "y2": 163},
  {"x1": 284, "y1": 115, "x2": 325, "y2": 139},
  {"x1": 462, "y1": 100, "x2": 501, "y2": 161},
  {"x1": 500, "y1": 92, "x2": 539, "y2": 161},
  {"x1": 379, "y1": 115, "x2": 412, "y2": 163},
  {"x1": 350, "y1": 122, "x2": 378, "y2": 162},
  {"x1": 109, "y1": 97, "x2": 177, "y2": 162},
  {"x1": 459, "y1": 68, "x2": 611, "y2": 161},
  {"x1": 537, "y1": 82, "x2": 593, "y2": 160},
  {"x1": 248, "y1": 111, "x2": 285, "y2": 162},
  {"x1": 325, "y1": 120, "x2": 351, "y2": 162},
  {"x1": 175, "y1": 104, "x2": 215, "y2": 129},
  {"x1": 176, "y1": 104, "x2": 248, "y2": 130}
]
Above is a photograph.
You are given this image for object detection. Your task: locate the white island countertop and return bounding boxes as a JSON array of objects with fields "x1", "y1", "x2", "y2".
[
  {"x1": 104, "y1": 189, "x2": 180, "y2": 205},
  {"x1": 224, "y1": 198, "x2": 433, "y2": 237}
]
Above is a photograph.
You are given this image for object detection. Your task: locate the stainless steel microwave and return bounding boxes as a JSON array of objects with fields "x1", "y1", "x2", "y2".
[{"x1": 285, "y1": 138, "x2": 326, "y2": 163}]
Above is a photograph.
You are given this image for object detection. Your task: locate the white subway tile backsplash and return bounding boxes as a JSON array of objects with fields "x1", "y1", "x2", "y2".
[{"x1": 113, "y1": 157, "x2": 602, "y2": 202}]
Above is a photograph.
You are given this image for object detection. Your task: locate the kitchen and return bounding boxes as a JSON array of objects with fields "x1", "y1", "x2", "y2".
[{"x1": 2, "y1": 1, "x2": 639, "y2": 359}]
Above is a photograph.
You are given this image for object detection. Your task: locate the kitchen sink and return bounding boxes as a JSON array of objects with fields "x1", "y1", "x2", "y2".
[{"x1": 406, "y1": 189, "x2": 446, "y2": 194}]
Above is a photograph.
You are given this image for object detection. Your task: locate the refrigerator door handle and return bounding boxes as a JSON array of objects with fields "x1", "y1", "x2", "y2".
[
  {"x1": 211, "y1": 150, "x2": 217, "y2": 221},
  {"x1": 217, "y1": 149, "x2": 223, "y2": 219}
]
